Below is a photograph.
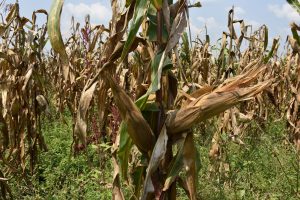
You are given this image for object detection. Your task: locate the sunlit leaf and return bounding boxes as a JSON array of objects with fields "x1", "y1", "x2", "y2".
[{"x1": 47, "y1": 0, "x2": 70, "y2": 80}]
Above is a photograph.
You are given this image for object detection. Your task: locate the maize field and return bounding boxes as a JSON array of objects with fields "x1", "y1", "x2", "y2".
[{"x1": 0, "y1": 0, "x2": 300, "y2": 199}]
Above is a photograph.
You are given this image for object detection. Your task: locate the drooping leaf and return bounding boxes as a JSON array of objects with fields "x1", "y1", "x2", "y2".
[
  {"x1": 47, "y1": 0, "x2": 70, "y2": 81},
  {"x1": 183, "y1": 133, "x2": 197, "y2": 200},
  {"x1": 74, "y1": 81, "x2": 98, "y2": 145},
  {"x1": 21, "y1": 65, "x2": 33, "y2": 91},
  {"x1": 167, "y1": 61, "x2": 272, "y2": 135},
  {"x1": 165, "y1": 4, "x2": 187, "y2": 53},
  {"x1": 106, "y1": 74, "x2": 155, "y2": 153}
]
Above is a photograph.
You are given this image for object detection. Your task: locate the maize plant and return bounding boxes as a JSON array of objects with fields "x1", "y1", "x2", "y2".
[
  {"x1": 46, "y1": 0, "x2": 272, "y2": 199},
  {"x1": 0, "y1": 3, "x2": 49, "y2": 198},
  {"x1": 0, "y1": 0, "x2": 300, "y2": 199}
]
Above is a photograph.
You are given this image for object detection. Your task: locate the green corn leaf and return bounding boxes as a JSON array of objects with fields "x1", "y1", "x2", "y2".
[
  {"x1": 135, "y1": 51, "x2": 171, "y2": 110},
  {"x1": 117, "y1": 122, "x2": 133, "y2": 181},
  {"x1": 121, "y1": 0, "x2": 150, "y2": 61},
  {"x1": 263, "y1": 25, "x2": 268, "y2": 51},
  {"x1": 264, "y1": 38, "x2": 279, "y2": 63},
  {"x1": 147, "y1": 10, "x2": 168, "y2": 43},
  {"x1": 287, "y1": 0, "x2": 300, "y2": 14},
  {"x1": 291, "y1": 22, "x2": 300, "y2": 45}
]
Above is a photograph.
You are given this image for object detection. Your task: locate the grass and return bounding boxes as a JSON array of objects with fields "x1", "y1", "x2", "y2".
[
  {"x1": 10, "y1": 114, "x2": 113, "y2": 200},
  {"x1": 196, "y1": 119, "x2": 300, "y2": 199},
  {"x1": 9, "y1": 114, "x2": 300, "y2": 199}
]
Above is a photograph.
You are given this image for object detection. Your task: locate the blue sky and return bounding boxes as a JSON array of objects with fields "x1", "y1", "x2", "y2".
[{"x1": 2, "y1": 0, "x2": 300, "y2": 46}]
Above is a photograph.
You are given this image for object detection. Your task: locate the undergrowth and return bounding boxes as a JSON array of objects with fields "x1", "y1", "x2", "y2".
[{"x1": 9, "y1": 115, "x2": 299, "y2": 199}]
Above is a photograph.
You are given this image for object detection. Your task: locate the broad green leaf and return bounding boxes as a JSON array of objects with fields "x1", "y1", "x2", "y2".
[
  {"x1": 117, "y1": 122, "x2": 133, "y2": 180},
  {"x1": 47, "y1": 0, "x2": 66, "y2": 56},
  {"x1": 181, "y1": 32, "x2": 190, "y2": 63},
  {"x1": 287, "y1": 0, "x2": 300, "y2": 14},
  {"x1": 147, "y1": 12, "x2": 168, "y2": 43},
  {"x1": 121, "y1": 0, "x2": 150, "y2": 61},
  {"x1": 135, "y1": 94, "x2": 149, "y2": 110},
  {"x1": 136, "y1": 3, "x2": 186, "y2": 110},
  {"x1": 148, "y1": 51, "x2": 166, "y2": 94}
]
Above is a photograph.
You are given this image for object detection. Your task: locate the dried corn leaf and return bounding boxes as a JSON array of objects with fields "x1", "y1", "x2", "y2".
[
  {"x1": 168, "y1": 68, "x2": 271, "y2": 134},
  {"x1": 47, "y1": 0, "x2": 70, "y2": 81},
  {"x1": 141, "y1": 125, "x2": 168, "y2": 200},
  {"x1": 112, "y1": 134, "x2": 125, "y2": 200},
  {"x1": 183, "y1": 133, "x2": 197, "y2": 200},
  {"x1": 74, "y1": 81, "x2": 98, "y2": 145},
  {"x1": 106, "y1": 74, "x2": 155, "y2": 153},
  {"x1": 163, "y1": 133, "x2": 187, "y2": 191}
]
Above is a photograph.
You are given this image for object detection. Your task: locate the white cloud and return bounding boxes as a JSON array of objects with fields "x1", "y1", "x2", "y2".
[
  {"x1": 235, "y1": 6, "x2": 246, "y2": 16},
  {"x1": 244, "y1": 19, "x2": 261, "y2": 30},
  {"x1": 64, "y1": 3, "x2": 111, "y2": 23},
  {"x1": 197, "y1": 16, "x2": 218, "y2": 29},
  {"x1": 200, "y1": 0, "x2": 221, "y2": 4},
  {"x1": 194, "y1": 16, "x2": 226, "y2": 43},
  {"x1": 225, "y1": 6, "x2": 245, "y2": 19},
  {"x1": 268, "y1": 3, "x2": 300, "y2": 22},
  {"x1": 189, "y1": 22, "x2": 203, "y2": 36},
  {"x1": 60, "y1": 2, "x2": 111, "y2": 36}
]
